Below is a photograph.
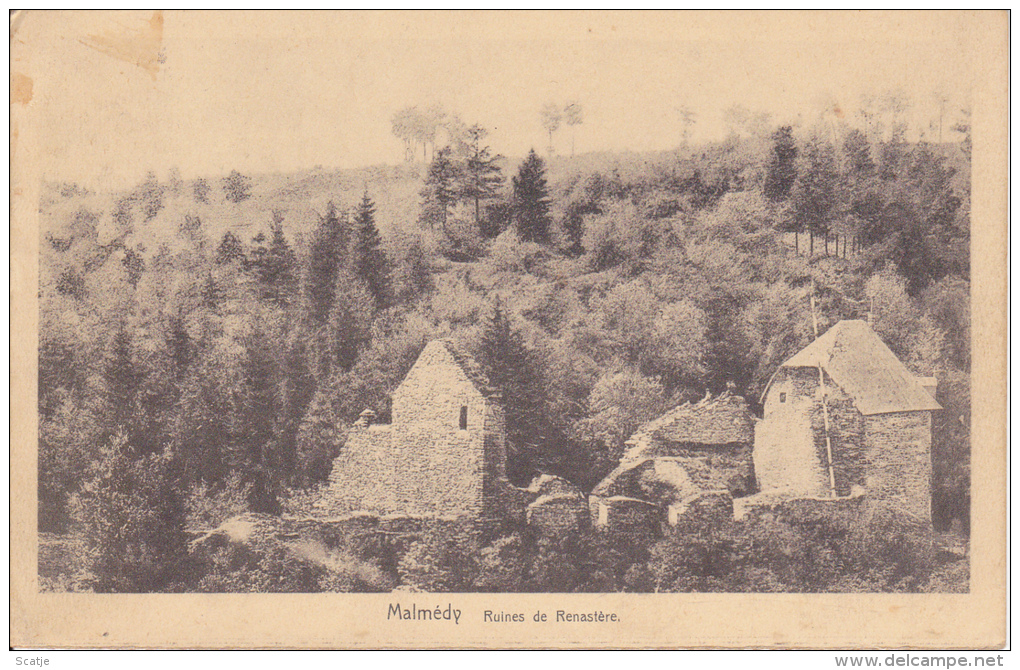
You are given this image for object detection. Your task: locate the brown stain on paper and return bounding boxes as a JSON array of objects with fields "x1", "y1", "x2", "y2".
[
  {"x1": 78, "y1": 11, "x2": 164, "y2": 79},
  {"x1": 11, "y1": 72, "x2": 32, "y2": 105}
]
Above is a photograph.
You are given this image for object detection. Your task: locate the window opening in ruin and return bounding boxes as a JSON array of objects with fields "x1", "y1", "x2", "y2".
[
  {"x1": 779, "y1": 392, "x2": 787, "y2": 403},
  {"x1": 459, "y1": 405, "x2": 468, "y2": 430}
]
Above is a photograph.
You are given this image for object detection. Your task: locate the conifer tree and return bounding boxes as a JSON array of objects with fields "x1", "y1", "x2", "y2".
[
  {"x1": 511, "y1": 150, "x2": 552, "y2": 244},
  {"x1": 103, "y1": 328, "x2": 142, "y2": 437},
  {"x1": 238, "y1": 328, "x2": 284, "y2": 514},
  {"x1": 352, "y1": 192, "x2": 390, "y2": 309},
  {"x1": 306, "y1": 202, "x2": 350, "y2": 324},
  {"x1": 792, "y1": 135, "x2": 839, "y2": 256},
  {"x1": 420, "y1": 147, "x2": 459, "y2": 233},
  {"x1": 252, "y1": 217, "x2": 298, "y2": 307},
  {"x1": 459, "y1": 125, "x2": 504, "y2": 229},
  {"x1": 215, "y1": 230, "x2": 246, "y2": 266},
  {"x1": 249, "y1": 231, "x2": 269, "y2": 272},
  {"x1": 763, "y1": 125, "x2": 798, "y2": 202},
  {"x1": 477, "y1": 297, "x2": 547, "y2": 485}
]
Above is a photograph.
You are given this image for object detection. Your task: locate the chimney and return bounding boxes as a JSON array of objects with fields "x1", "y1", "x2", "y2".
[{"x1": 355, "y1": 409, "x2": 376, "y2": 429}]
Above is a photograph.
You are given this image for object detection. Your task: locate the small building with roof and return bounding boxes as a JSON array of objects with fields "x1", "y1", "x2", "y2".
[
  {"x1": 589, "y1": 391, "x2": 755, "y2": 533},
  {"x1": 317, "y1": 339, "x2": 513, "y2": 524},
  {"x1": 753, "y1": 320, "x2": 941, "y2": 523}
]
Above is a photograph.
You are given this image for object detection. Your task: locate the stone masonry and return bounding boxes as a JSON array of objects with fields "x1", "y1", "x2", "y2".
[
  {"x1": 754, "y1": 320, "x2": 941, "y2": 524},
  {"x1": 319, "y1": 340, "x2": 511, "y2": 522}
]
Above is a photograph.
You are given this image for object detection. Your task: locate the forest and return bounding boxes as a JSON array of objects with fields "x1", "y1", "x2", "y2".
[{"x1": 37, "y1": 101, "x2": 971, "y2": 593}]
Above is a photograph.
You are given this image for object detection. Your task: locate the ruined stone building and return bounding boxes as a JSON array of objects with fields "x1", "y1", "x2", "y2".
[
  {"x1": 317, "y1": 339, "x2": 513, "y2": 523},
  {"x1": 589, "y1": 392, "x2": 755, "y2": 533},
  {"x1": 522, "y1": 474, "x2": 588, "y2": 536},
  {"x1": 753, "y1": 320, "x2": 941, "y2": 523}
]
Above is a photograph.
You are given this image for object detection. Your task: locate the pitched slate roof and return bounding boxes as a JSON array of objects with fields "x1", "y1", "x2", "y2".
[
  {"x1": 768, "y1": 320, "x2": 941, "y2": 416},
  {"x1": 625, "y1": 391, "x2": 754, "y2": 452}
]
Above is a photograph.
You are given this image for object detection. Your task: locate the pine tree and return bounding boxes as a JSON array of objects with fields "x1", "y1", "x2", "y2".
[
  {"x1": 763, "y1": 125, "x2": 798, "y2": 202},
  {"x1": 842, "y1": 127, "x2": 875, "y2": 179},
  {"x1": 239, "y1": 328, "x2": 283, "y2": 514},
  {"x1": 200, "y1": 271, "x2": 223, "y2": 311},
  {"x1": 215, "y1": 230, "x2": 246, "y2": 266},
  {"x1": 278, "y1": 332, "x2": 315, "y2": 480},
  {"x1": 249, "y1": 231, "x2": 268, "y2": 272},
  {"x1": 792, "y1": 135, "x2": 839, "y2": 256},
  {"x1": 306, "y1": 202, "x2": 350, "y2": 324},
  {"x1": 252, "y1": 217, "x2": 298, "y2": 306},
  {"x1": 420, "y1": 147, "x2": 459, "y2": 233},
  {"x1": 103, "y1": 328, "x2": 142, "y2": 436},
  {"x1": 165, "y1": 315, "x2": 192, "y2": 378},
  {"x1": 477, "y1": 297, "x2": 547, "y2": 485},
  {"x1": 320, "y1": 272, "x2": 374, "y2": 376},
  {"x1": 352, "y1": 192, "x2": 390, "y2": 309},
  {"x1": 459, "y1": 125, "x2": 504, "y2": 229},
  {"x1": 511, "y1": 149, "x2": 552, "y2": 244}
]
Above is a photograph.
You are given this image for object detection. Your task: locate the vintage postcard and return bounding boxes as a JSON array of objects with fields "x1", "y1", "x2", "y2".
[{"x1": 10, "y1": 11, "x2": 1007, "y2": 649}]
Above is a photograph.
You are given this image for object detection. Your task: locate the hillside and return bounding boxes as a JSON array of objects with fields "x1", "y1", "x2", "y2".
[{"x1": 37, "y1": 129, "x2": 972, "y2": 592}]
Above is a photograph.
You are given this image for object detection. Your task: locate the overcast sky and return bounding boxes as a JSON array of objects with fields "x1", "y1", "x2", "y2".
[{"x1": 14, "y1": 11, "x2": 976, "y2": 189}]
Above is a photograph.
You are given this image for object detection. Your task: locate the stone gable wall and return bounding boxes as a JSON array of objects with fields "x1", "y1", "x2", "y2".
[
  {"x1": 864, "y1": 411, "x2": 932, "y2": 523},
  {"x1": 588, "y1": 496, "x2": 662, "y2": 538},
  {"x1": 323, "y1": 341, "x2": 511, "y2": 520},
  {"x1": 757, "y1": 367, "x2": 866, "y2": 497},
  {"x1": 756, "y1": 368, "x2": 829, "y2": 496},
  {"x1": 389, "y1": 344, "x2": 490, "y2": 516}
]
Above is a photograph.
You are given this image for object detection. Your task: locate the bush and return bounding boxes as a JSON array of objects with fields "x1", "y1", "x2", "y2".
[
  {"x1": 473, "y1": 533, "x2": 527, "y2": 592},
  {"x1": 487, "y1": 229, "x2": 551, "y2": 275},
  {"x1": 69, "y1": 435, "x2": 191, "y2": 592},
  {"x1": 841, "y1": 504, "x2": 935, "y2": 592},
  {"x1": 186, "y1": 472, "x2": 251, "y2": 530},
  {"x1": 397, "y1": 521, "x2": 481, "y2": 592},
  {"x1": 194, "y1": 538, "x2": 324, "y2": 593},
  {"x1": 582, "y1": 201, "x2": 665, "y2": 272}
]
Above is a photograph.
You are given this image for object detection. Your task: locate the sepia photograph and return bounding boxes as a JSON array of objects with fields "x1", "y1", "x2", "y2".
[{"x1": 10, "y1": 10, "x2": 1007, "y2": 649}]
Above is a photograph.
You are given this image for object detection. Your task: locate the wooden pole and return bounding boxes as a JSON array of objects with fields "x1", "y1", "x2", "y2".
[
  {"x1": 818, "y1": 363, "x2": 838, "y2": 498},
  {"x1": 811, "y1": 284, "x2": 838, "y2": 498},
  {"x1": 810, "y1": 293, "x2": 819, "y2": 339}
]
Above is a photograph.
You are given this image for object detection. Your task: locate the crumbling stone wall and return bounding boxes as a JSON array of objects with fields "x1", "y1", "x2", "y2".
[
  {"x1": 864, "y1": 411, "x2": 932, "y2": 523},
  {"x1": 589, "y1": 496, "x2": 662, "y2": 538},
  {"x1": 525, "y1": 475, "x2": 587, "y2": 536},
  {"x1": 756, "y1": 368, "x2": 829, "y2": 496},
  {"x1": 736, "y1": 492, "x2": 866, "y2": 530},
  {"x1": 321, "y1": 341, "x2": 512, "y2": 521},
  {"x1": 650, "y1": 394, "x2": 754, "y2": 445},
  {"x1": 322, "y1": 426, "x2": 397, "y2": 515},
  {"x1": 658, "y1": 445, "x2": 754, "y2": 497},
  {"x1": 528, "y1": 496, "x2": 588, "y2": 535},
  {"x1": 666, "y1": 491, "x2": 734, "y2": 527},
  {"x1": 756, "y1": 367, "x2": 865, "y2": 497}
]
